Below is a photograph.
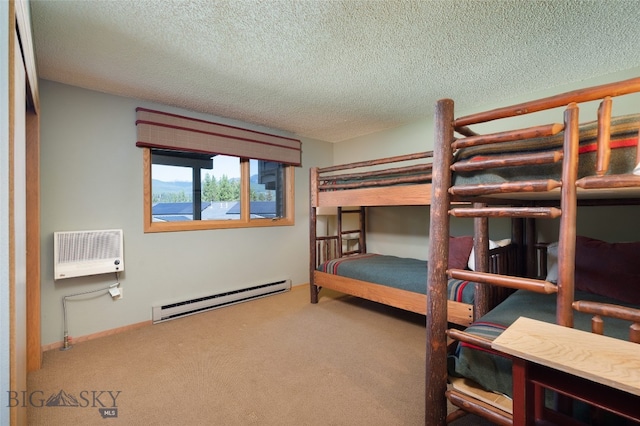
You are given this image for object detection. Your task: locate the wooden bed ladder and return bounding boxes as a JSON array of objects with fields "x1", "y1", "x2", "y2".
[
  {"x1": 428, "y1": 102, "x2": 581, "y2": 425},
  {"x1": 309, "y1": 203, "x2": 366, "y2": 304},
  {"x1": 337, "y1": 206, "x2": 366, "y2": 257},
  {"x1": 429, "y1": 101, "x2": 581, "y2": 426}
]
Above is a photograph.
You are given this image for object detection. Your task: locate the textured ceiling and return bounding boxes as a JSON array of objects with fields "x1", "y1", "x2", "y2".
[{"x1": 30, "y1": 0, "x2": 640, "y2": 143}]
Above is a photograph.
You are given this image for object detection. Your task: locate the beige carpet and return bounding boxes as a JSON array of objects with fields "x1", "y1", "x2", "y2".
[{"x1": 28, "y1": 285, "x2": 494, "y2": 425}]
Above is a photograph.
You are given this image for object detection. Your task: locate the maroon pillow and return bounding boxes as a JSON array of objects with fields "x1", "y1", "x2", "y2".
[
  {"x1": 448, "y1": 236, "x2": 474, "y2": 270},
  {"x1": 575, "y1": 236, "x2": 640, "y2": 304}
]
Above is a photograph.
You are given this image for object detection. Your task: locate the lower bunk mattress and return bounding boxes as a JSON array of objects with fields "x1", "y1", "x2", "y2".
[
  {"x1": 449, "y1": 289, "x2": 640, "y2": 398},
  {"x1": 317, "y1": 253, "x2": 475, "y2": 304}
]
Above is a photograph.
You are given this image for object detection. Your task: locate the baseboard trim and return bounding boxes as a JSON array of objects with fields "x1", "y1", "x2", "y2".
[
  {"x1": 41, "y1": 285, "x2": 308, "y2": 352},
  {"x1": 41, "y1": 320, "x2": 152, "y2": 352}
]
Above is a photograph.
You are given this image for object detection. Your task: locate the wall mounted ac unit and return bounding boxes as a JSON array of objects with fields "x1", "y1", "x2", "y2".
[{"x1": 54, "y1": 229, "x2": 124, "y2": 280}]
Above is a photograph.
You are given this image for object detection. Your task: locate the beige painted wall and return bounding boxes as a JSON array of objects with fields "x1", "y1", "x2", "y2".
[{"x1": 39, "y1": 80, "x2": 333, "y2": 345}]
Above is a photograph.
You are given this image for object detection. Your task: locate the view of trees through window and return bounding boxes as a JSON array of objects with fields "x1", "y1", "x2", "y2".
[
  {"x1": 152, "y1": 171, "x2": 275, "y2": 204},
  {"x1": 150, "y1": 153, "x2": 285, "y2": 222}
]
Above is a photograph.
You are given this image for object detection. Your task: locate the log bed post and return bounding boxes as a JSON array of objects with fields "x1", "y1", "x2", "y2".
[
  {"x1": 473, "y1": 205, "x2": 490, "y2": 320},
  {"x1": 524, "y1": 217, "x2": 536, "y2": 278},
  {"x1": 359, "y1": 207, "x2": 366, "y2": 254},
  {"x1": 510, "y1": 217, "x2": 526, "y2": 277},
  {"x1": 310, "y1": 167, "x2": 319, "y2": 304},
  {"x1": 426, "y1": 98, "x2": 455, "y2": 425},
  {"x1": 337, "y1": 207, "x2": 344, "y2": 258}
]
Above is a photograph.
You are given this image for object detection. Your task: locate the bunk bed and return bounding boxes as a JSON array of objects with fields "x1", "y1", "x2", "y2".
[
  {"x1": 425, "y1": 77, "x2": 640, "y2": 425},
  {"x1": 309, "y1": 153, "x2": 518, "y2": 327}
]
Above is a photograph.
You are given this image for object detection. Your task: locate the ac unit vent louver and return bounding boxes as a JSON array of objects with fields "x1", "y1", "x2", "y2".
[
  {"x1": 152, "y1": 279, "x2": 291, "y2": 323},
  {"x1": 54, "y1": 229, "x2": 124, "y2": 280}
]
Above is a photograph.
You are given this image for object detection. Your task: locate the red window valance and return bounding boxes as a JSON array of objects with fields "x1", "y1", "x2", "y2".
[{"x1": 135, "y1": 107, "x2": 302, "y2": 166}]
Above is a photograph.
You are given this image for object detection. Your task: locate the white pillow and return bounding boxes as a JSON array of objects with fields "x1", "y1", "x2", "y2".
[
  {"x1": 467, "y1": 239, "x2": 510, "y2": 271},
  {"x1": 545, "y1": 241, "x2": 559, "y2": 283}
]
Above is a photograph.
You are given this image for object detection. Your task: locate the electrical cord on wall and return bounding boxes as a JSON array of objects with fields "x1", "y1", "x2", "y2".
[{"x1": 60, "y1": 272, "x2": 121, "y2": 351}]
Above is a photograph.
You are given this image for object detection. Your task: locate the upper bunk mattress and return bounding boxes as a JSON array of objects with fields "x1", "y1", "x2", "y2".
[
  {"x1": 453, "y1": 113, "x2": 640, "y2": 186},
  {"x1": 317, "y1": 253, "x2": 475, "y2": 304}
]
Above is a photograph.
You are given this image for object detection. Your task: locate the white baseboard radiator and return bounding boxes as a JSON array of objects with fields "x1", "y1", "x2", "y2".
[{"x1": 152, "y1": 279, "x2": 291, "y2": 324}]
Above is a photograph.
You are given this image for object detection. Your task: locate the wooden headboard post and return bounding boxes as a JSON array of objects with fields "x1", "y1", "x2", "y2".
[
  {"x1": 524, "y1": 217, "x2": 537, "y2": 278},
  {"x1": 359, "y1": 207, "x2": 366, "y2": 254},
  {"x1": 510, "y1": 216, "x2": 526, "y2": 277},
  {"x1": 472, "y1": 204, "x2": 490, "y2": 319},
  {"x1": 336, "y1": 207, "x2": 344, "y2": 258}
]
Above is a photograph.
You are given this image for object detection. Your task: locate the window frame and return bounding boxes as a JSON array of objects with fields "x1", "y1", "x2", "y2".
[{"x1": 142, "y1": 148, "x2": 295, "y2": 232}]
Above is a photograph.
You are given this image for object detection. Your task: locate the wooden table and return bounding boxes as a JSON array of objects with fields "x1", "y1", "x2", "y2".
[{"x1": 491, "y1": 316, "x2": 640, "y2": 425}]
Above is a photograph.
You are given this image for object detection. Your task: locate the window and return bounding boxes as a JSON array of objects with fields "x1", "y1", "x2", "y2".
[
  {"x1": 144, "y1": 149, "x2": 294, "y2": 232},
  {"x1": 136, "y1": 108, "x2": 300, "y2": 233}
]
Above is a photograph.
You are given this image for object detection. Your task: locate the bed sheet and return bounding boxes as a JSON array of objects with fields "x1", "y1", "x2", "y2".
[
  {"x1": 449, "y1": 289, "x2": 639, "y2": 397},
  {"x1": 318, "y1": 253, "x2": 475, "y2": 304}
]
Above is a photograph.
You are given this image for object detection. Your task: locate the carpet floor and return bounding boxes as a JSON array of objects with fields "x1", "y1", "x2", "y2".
[{"x1": 28, "y1": 285, "x2": 495, "y2": 425}]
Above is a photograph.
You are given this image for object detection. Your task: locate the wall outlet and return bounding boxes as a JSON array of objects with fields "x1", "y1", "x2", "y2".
[{"x1": 110, "y1": 287, "x2": 123, "y2": 300}]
